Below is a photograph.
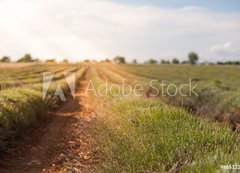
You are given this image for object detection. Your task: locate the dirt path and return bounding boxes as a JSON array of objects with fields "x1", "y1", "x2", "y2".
[{"x1": 0, "y1": 71, "x2": 98, "y2": 173}]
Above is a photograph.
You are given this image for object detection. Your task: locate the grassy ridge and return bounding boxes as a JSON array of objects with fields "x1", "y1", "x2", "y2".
[
  {"x1": 100, "y1": 64, "x2": 240, "y2": 128},
  {"x1": 0, "y1": 64, "x2": 81, "y2": 90},
  {"x1": 0, "y1": 64, "x2": 86, "y2": 149},
  {"x1": 96, "y1": 98, "x2": 240, "y2": 172},
  {"x1": 0, "y1": 89, "x2": 46, "y2": 149},
  {"x1": 90, "y1": 66, "x2": 240, "y2": 172}
]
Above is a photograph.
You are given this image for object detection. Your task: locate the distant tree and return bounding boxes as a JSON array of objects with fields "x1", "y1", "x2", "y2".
[
  {"x1": 45, "y1": 59, "x2": 56, "y2": 63},
  {"x1": 33, "y1": 58, "x2": 41, "y2": 64},
  {"x1": 113, "y1": 56, "x2": 126, "y2": 64},
  {"x1": 226, "y1": 61, "x2": 233, "y2": 65},
  {"x1": 147, "y1": 59, "x2": 157, "y2": 64},
  {"x1": 100, "y1": 59, "x2": 111, "y2": 63},
  {"x1": 161, "y1": 59, "x2": 166, "y2": 64},
  {"x1": 234, "y1": 61, "x2": 240, "y2": 65},
  {"x1": 61, "y1": 59, "x2": 69, "y2": 64},
  {"x1": 181, "y1": 60, "x2": 189, "y2": 64},
  {"x1": 104, "y1": 58, "x2": 111, "y2": 63},
  {"x1": 223, "y1": 61, "x2": 240, "y2": 65},
  {"x1": 0, "y1": 56, "x2": 11, "y2": 63},
  {"x1": 17, "y1": 54, "x2": 34, "y2": 62},
  {"x1": 84, "y1": 59, "x2": 90, "y2": 62},
  {"x1": 172, "y1": 58, "x2": 179, "y2": 64},
  {"x1": 188, "y1": 52, "x2": 199, "y2": 64},
  {"x1": 217, "y1": 61, "x2": 224, "y2": 65},
  {"x1": 132, "y1": 59, "x2": 137, "y2": 64},
  {"x1": 161, "y1": 59, "x2": 170, "y2": 64}
]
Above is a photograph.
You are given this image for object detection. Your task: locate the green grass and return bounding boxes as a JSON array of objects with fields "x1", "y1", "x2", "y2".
[
  {"x1": 1, "y1": 63, "x2": 240, "y2": 172},
  {"x1": 95, "y1": 98, "x2": 240, "y2": 172},
  {"x1": 99, "y1": 64, "x2": 240, "y2": 123},
  {"x1": 89, "y1": 66, "x2": 240, "y2": 172},
  {"x1": 0, "y1": 64, "x2": 81, "y2": 90},
  {"x1": 0, "y1": 88, "x2": 46, "y2": 149},
  {"x1": 0, "y1": 64, "x2": 86, "y2": 149}
]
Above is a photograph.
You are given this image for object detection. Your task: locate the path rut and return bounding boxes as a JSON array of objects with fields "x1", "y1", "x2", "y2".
[{"x1": 0, "y1": 71, "x2": 98, "y2": 173}]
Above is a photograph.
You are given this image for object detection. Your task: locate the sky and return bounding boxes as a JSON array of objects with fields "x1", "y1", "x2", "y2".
[{"x1": 0, "y1": 0, "x2": 239, "y2": 63}]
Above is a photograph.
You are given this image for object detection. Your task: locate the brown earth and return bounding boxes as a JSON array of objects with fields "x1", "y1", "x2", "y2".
[
  {"x1": 0, "y1": 72, "x2": 98, "y2": 173},
  {"x1": 0, "y1": 63, "x2": 32, "y2": 68}
]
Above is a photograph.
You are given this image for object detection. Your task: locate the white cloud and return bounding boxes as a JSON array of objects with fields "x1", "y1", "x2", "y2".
[
  {"x1": 0, "y1": 0, "x2": 239, "y2": 62},
  {"x1": 180, "y1": 6, "x2": 207, "y2": 12},
  {"x1": 208, "y1": 42, "x2": 240, "y2": 60},
  {"x1": 210, "y1": 42, "x2": 232, "y2": 52}
]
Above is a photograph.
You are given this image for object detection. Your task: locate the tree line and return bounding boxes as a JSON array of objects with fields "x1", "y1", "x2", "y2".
[
  {"x1": 0, "y1": 54, "x2": 38, "y2": 63},
  {"x1": 0, "y1": 54, "x2": 69, "y2": 64},
  {"x1": 105, "y1": 52, "x2": 239, "y2": 65},
  {"x1": 1, "y1": 52, "x2": 239, "y2": 65},
  {"x1": 107, "y1": 52, "x2": 199, "y2": 65}
]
